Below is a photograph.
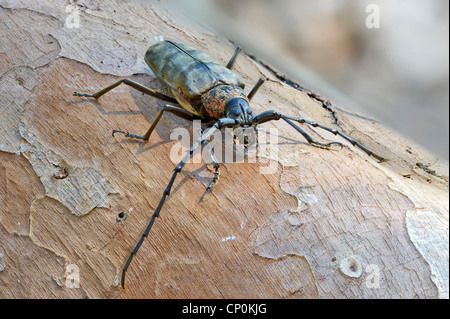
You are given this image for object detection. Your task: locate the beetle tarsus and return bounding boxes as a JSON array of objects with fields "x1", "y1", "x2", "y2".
[
  {"x1": 311, "y1": 141, "x2": 344, "y2": 151},
  {"x1": 112, "y1": 129, "x2": 124, "y2": 137},
  {"x1": 73, "y1": 92, "x2": 94, "y2": 97},
  {"x1": 207, "y1": 165, "x2": 220, "y2": 191},
  {"x1": 112, "y1": 129, "x2": 145, "y2": 140}
]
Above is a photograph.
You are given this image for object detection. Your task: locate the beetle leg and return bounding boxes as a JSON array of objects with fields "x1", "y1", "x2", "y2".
[
  {"x1": 283, "y1": 118, "x2": 344, "y2": 151},
  {"x1": 247, "y1": 78, "x2": 266, "y2": 101},
  {"x1": 198, "y1": 128, "x2": 220, "y2": 190},
  {"x1": 112, "y1": 105, "x2": 200, "y2": 141},
  {"x1": 283, "y1": 116, "x2": 387, "y2": 162},
  {"x1": 203, "y1": 140, "x2": 220, "y2": 190},
  {"x1": 208, "y1": 163, "x2": 220, "y2": 190},
  {"x1": 74, "y1": 78, "x2": 178, "y2": 104},
  {"x1": 253, "y1": 110, "x2": 387, "y2": 162},
  {"x1": 226, "y1": 46, "x2": 242, "y2": 70}
]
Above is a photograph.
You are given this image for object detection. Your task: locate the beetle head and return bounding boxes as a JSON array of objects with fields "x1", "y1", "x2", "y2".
[
  {"x1": 225, "y1": 97, "x2": 255, "y2": 126},
  {"x1": 225, "y1": 97, "x2": 257, "y2": 146}
]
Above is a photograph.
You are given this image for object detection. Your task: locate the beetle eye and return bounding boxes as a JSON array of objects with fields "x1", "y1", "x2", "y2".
[{"x1": 247, "y1": 109, "x2": 252, "y2": 114}]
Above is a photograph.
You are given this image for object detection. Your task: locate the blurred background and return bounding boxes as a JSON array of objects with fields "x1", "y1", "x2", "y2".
[{"x1": 161, "y1": 0, "x2": 449, "y2": 159}]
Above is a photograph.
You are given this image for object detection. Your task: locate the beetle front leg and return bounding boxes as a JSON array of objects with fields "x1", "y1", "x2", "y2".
[
  {"x1": 203, "y1": 140, "x2": 220, "y2": 190},
  {"x1": 283, "y1": 115, "x2": 387, "y2": 162},
  {"x1": 283, "y1": 118, "x2": 344, "y2": 151},
  {"x1": 253, "y1": 110, "x2": 387, "y2": 162},
  {"x1": 197, "y1": 128, "x2": 220, "y2": 190}
]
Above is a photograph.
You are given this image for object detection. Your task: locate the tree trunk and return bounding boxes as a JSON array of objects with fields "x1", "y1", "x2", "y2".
[{"x1": 0, "y1": 0, "x2": 448, "y2": 299}]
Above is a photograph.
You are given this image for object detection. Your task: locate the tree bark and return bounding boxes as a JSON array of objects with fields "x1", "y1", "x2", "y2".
[{"x1": 0, "y1": 0, "x2": 448, "y2": 299}]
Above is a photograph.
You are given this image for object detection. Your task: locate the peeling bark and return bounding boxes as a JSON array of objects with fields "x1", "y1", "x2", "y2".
[{"x1": 0, "y1": 0, "x2": 448, "y2": 299}]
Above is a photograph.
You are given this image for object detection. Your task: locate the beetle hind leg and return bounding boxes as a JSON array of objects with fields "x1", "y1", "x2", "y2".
[
  {"x1": 112, "y1": 105, "x2": 199, "y2": 141},
  {"x1": 74, "y1": 78, "x2": 177, "y2": 103}
]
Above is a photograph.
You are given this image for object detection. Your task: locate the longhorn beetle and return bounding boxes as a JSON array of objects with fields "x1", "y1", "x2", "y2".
[{"x1": 74, "y1": 36, "x2": 386, "y2": 288}]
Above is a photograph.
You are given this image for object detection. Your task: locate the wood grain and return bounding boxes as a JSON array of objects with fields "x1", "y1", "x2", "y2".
[{"x1": 0, "y1": 0, "x2": 448, "y2": 299}]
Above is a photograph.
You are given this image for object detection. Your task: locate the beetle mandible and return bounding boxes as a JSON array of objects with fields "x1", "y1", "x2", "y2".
[{"x1": 74, "y1": 36, "x2": 386, "y2": 288}]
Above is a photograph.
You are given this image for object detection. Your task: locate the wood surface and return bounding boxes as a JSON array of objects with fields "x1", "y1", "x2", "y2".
[{"x1": 0, "y1": 0, "x2": 448, "y2": 299}]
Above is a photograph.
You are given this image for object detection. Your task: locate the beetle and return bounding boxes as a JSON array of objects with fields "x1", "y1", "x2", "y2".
[{"x1": 74, "y1": 36, "x2": 386, "y2": 288}]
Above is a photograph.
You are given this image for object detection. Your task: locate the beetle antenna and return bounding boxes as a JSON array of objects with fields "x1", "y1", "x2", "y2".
[
  {"x1": 120, "y1": 119, "x2": 236, "y2": 288},
  {"x1": 247, "y1": 78, "x2": 265, "y2": 101}
]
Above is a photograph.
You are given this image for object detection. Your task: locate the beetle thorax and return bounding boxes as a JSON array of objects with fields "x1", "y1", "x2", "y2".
[{"x1": 201, "y1": 85, "x2": 249, "y2": 119}]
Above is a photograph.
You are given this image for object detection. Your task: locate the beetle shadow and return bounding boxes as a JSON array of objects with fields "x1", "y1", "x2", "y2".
[
  {"x1": 164, "y1": 165, "x2": 215, "y2": 204},
  {"x1": 71, "y1": 73, "x2": 343, "y2": 161},
  {"x1": 128, "y1": 74, "x2": 203, "y2": 145}
]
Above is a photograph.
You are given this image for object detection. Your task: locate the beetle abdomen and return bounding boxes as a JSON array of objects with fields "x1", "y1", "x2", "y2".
[{"x1": 145, "y1": 40, "x2": 245, "y2": 103}]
